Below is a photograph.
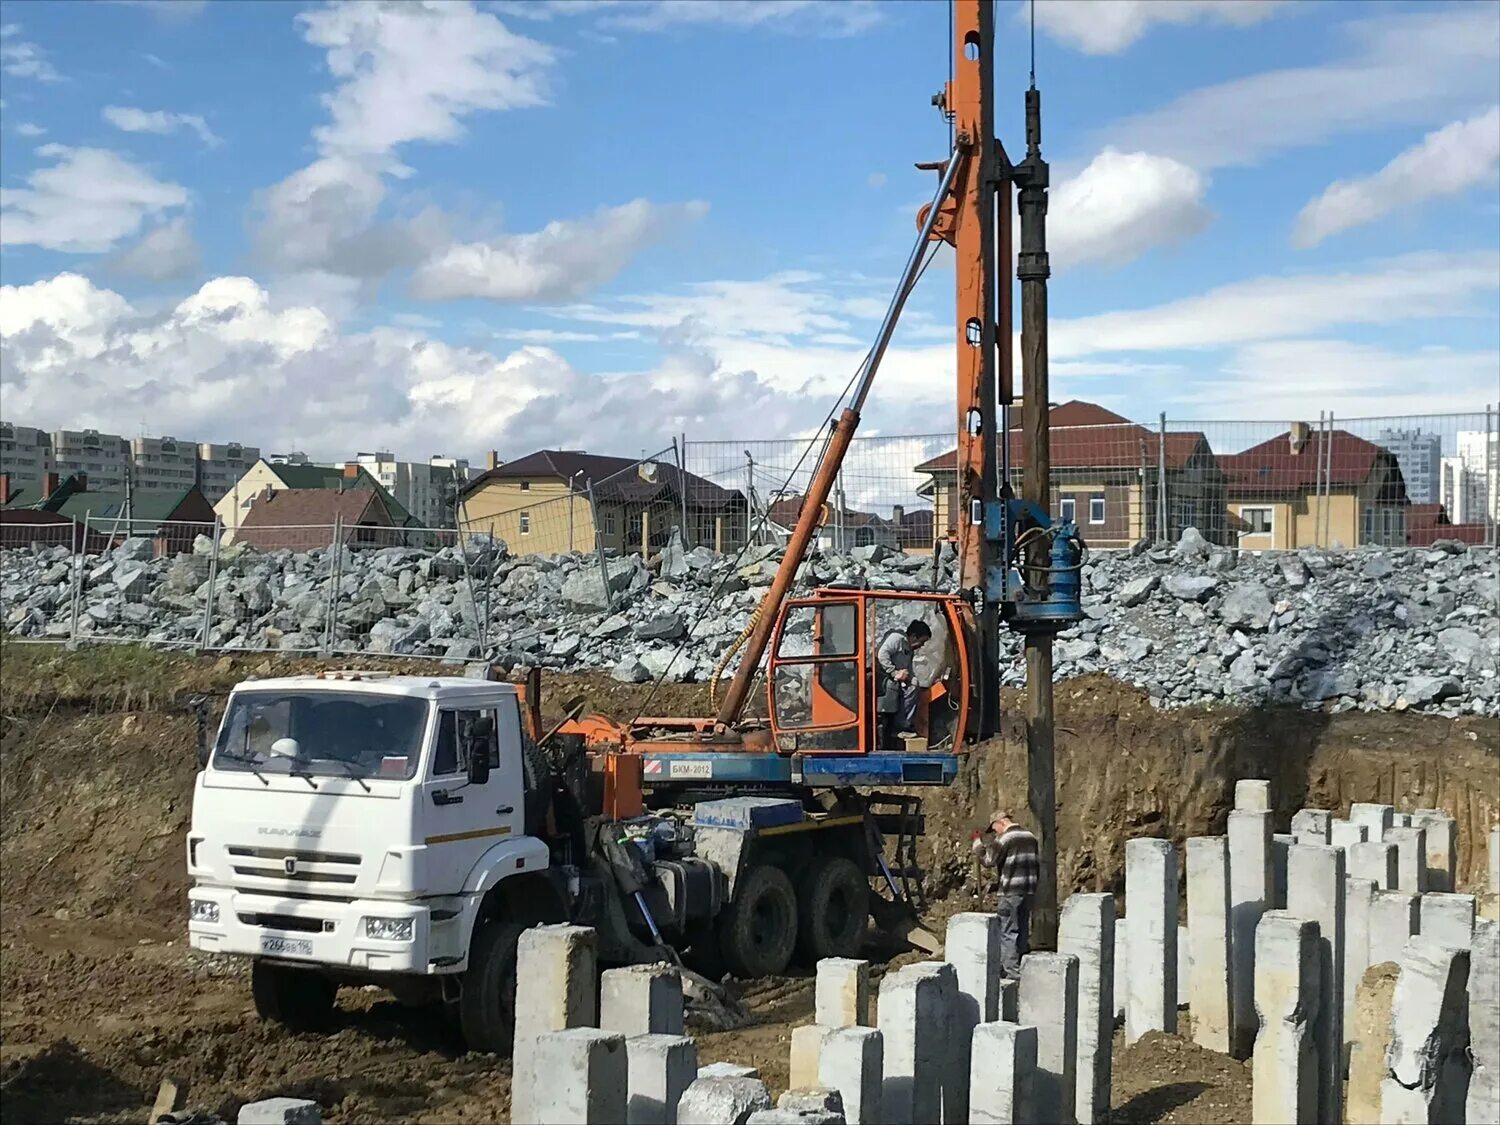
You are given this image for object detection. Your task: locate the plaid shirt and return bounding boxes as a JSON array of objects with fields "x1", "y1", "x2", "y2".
[{"x1": 976, "y1": 825, "x2": 1040, "y2": 897}]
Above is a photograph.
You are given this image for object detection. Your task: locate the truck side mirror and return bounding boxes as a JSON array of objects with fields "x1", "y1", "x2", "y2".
[
  {"x1": 464, "y1": 715, "x2": 494, "y2": 785},
  {"x1": 190, "y1": 695, "x2": 212, "y2": 768}
]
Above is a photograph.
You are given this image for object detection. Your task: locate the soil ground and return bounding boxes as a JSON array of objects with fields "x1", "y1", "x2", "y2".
[{"x1": 2, "y1": 644, "x2": 1495, "y2": 1123}]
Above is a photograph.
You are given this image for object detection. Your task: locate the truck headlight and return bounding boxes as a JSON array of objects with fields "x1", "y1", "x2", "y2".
[
  {"x1": 364, "y1": 917, "x2": 414, "y2": 942},
  {"x1": 190, "y1": 898, "x2": 220, "y2": 924}
]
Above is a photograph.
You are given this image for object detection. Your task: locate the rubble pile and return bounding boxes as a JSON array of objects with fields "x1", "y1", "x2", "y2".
[{"x1": 2, "y1": 527, "x2": 1495, "y2": 717}]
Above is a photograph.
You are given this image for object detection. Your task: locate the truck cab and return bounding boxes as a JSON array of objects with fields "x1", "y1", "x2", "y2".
[{"x1": 187, "y1": 672, "x2": 549, "y2": 1049}]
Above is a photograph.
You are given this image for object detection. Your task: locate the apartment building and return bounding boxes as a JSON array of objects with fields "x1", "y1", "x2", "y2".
[
  {"x1": 1376, "y1": 428, "x2": 1441, "y2": 504},
  {"x1": 341, "y1": 452, "x2": 474, "y2": 528},
  {"x1": 51, "y1": 428, "x2": 131, "y2": 491},
  {"x1": 0, "y1": 421, "x2": 54, "y2": 495},
  {"x1": 196, "y1": 441, "x2": 260, "y2": 503},
  {"x1": 131, "y1": 435, "x2": 200, "y2": 492}
]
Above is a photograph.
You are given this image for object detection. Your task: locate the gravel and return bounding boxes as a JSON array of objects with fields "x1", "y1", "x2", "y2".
[{"x1": 2, "y1": 527, "x2": 1496, "y2": 717}]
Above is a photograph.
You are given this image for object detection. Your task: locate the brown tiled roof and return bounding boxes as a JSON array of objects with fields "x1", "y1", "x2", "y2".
[
  {"x1": 765, "y1": 494, "x2": 892, "y2": 529},
  {"x1": 459, "y1": 449, "x2": 743, "y2": 510},
  {"x1": 913, "y1": 401, "x2": 1208, "y2": 474},
  {"x1": 1220, "y1": 430, "x2": 1391, "y2": 495},
  {"x1": 236, "y1": 489, "x2": 390, "y2": 551}
]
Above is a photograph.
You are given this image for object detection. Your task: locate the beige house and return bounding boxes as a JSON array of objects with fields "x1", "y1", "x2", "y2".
[
  {"x1": 216, "y1": 460, "x2": 414, "y2": 537},
  {"x1": 459, "y1": 449, "x2": 747, "y2": 556},
  {"x1": 1221, "y1": 428, "x2": 1408, "y2": 549},
  {"x1": 915, "y1": 401, "x2": 1226, "y2": 548}
]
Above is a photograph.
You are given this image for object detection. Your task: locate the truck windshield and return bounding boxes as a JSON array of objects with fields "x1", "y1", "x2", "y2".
[{"x1": 213, "y1": 691, "x2": 428, "y2": 781}]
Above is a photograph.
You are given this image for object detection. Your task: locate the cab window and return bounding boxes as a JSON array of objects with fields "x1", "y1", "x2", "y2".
[{"x1": 432, "y1": 709, "x2": 499, "y2": 777}]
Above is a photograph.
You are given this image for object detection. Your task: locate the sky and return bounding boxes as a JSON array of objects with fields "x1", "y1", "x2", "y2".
[{"x1": 1, "y1": 0, "x2": 1497, "y2": 471}]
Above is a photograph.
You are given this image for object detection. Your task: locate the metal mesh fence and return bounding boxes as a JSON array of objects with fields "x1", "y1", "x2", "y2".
[{"x1": 3, "y1": 406, "x2": 1494, "y2": 659}]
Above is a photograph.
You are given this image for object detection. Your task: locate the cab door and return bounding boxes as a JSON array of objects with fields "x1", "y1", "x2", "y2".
[
  {"x1": 418, "y1": 699, "x2": 523, "y2": 891},
  {"x1": 767, "y1": 598, "x2": 865, "y2": 754}
]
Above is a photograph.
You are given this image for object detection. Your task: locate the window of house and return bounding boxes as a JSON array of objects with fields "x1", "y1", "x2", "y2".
[
  {"x1": 1363, "y1": 507, "x2": 1374, "y2": 543},
  {"x1": 603, "y1": 509, "x2": 617, "y2": 534},
  {"x1": 1059, "y1": 497, "x2": 1076, "y2": 524},
  {"x1": 519, "y1": 481, "x2": 530, "y2": 492},
  {"x1": 1089, "y1": 495, "x2": 1106, "y2": 524},
  {"x1": 1240, "y1": 507, "x2": 1273, "y2": 536},
  {"x1": 519, "y1": 511, "x2": 531, "y2": 534}
]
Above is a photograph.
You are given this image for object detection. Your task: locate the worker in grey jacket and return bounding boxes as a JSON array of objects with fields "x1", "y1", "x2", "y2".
[{"x1": 876, "y1": 619, "x2": 931, "y2": 741}]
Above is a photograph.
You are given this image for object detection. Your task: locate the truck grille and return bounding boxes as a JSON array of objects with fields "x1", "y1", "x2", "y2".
[
  {"x1": 238, "y1": 912, "x2": 327, "y2": 933},
  {"x1": 227, "y1": 845, "x2": 360, "y2": 885}
]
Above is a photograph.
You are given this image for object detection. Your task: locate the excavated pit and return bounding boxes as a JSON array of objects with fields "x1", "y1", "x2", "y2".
[{"x1": 1, "y1": 645, "x2": 1495, "y2": 1123}]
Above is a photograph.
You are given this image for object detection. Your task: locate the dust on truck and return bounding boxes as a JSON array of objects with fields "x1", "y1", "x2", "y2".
[{"x1": 186, "y1": 671, "x2": 913, "y2": 1051}]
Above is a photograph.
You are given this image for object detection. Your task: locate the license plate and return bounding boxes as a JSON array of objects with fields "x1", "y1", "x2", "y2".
[
  {"x1": 259, "y1": 935, "x2": 313, "y2": 957},
  {"x1": 668, "y1": 760, "x2": 713, "y2": 779}
]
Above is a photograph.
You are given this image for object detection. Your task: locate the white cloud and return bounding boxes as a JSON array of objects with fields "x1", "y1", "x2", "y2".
[
  {"x1": 0, "y1": 271, "x2": 835, "y2": 459},
  {"x1": 1030, "y1": 0, "x2": 1288, "y2": 55},
  {"x1": 103, "y1": 105, "x2": 220, "y2": 147},
  {"x1": 494, "y1": 1, "x2": 882, "y2": 37},
  {"x1": 0, "y1": 23, "x2": 61, "y2": 82},
  {"x1": 0, "y1": 145, "x2": 188, "y2": 253},
  {"x1": 14, "y1": 122, "x2": 45, "y2": 137},
  {"x1": 298, "y1": 0, "x2": 554, "y2": 159},
  {"x1": 252, "y1": 155, "x2": 395, "y2": 272},
  {"x1": 1293, "y1": 106, "x2": 1500, "y2": 248},
  {"x1": 1104, "y1": 6, "x2": 1500, "y2": 169},
  {"x1": 1187, "y1": 339, "x2": 1500, "y2": 418},
  {"x1": 105, "y1": 217, "x2": 201, "y2": 281},
  {"x1": 411, "y1": 200, "x2": 708, "y2": 302},
  {"x1": 593, "y1": 1, "x2": 882, "y2": 37},
  {"x1": 867, "y1": 172, "x2": 886, "y2": 189},
  {"x1": 1051, "y1": 250, "x2": 1500, "y2": 358},
  {"x1": 1049, "y1": 148, "x2": 1212, "y2": 267}
]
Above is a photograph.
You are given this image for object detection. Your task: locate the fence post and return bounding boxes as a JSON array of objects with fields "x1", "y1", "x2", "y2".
[
  {"x1": 69, "y1": 510, "x2": 90, "y2": 643},
  {"x1": 322, "y1": 514, "x2": 343, "y2": 655},
  {"x1": 199, "y1": 515, "x2": 222, "y2": 652},
  {"x1": 745, "y1": 451, "x2": 757, "y2": 545},
  {"x1": 1157, "y1": 412, "x2": 1168, "y2": 542},
  {"x1": 1138, "y1": 437, "x2": 1149, "y2": 544},
  {"x1": 675, "y1": 435, "x2": 690, "y2": 547},
  {"x1": 1332, "y1": 411, "x2": 1344, "y2": 549},
  {"x1": 587, "y1": 480, "x2": 614, "y2": 612},
  {"x1": 640, "y1": 506, "x2": 651, "y2": 558},
  {"x1": 1487, "y1": 403, "x2": 1496, "y2": 547}
]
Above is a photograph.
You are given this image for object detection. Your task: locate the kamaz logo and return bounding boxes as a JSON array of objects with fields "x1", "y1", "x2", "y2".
[{"x1": 258, "y1": 827, "x2": 321, "y2": 838}]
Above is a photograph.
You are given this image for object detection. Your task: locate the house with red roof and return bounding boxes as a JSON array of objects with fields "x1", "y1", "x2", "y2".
[
  {"x1": 1219, "y1": 425, "x2": 1409, "y2": 549},
  {"x1": 913, "y1": 401, "x2": 1226, "y2": 548}
]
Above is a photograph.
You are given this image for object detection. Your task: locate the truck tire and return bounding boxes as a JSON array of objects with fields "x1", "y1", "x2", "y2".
[
  {"x1": 717, "y1": 864, "x2": 798, "y2": 979},
  {"x1": 459, "y1": 919, "x2": 524, "y2": 1054},
  {"x1": 796, "y1": 856, "x2": 870, "y2": 962},
  {"x1": 251, "y1": 960, "x2": 337, "y2": 1031}
]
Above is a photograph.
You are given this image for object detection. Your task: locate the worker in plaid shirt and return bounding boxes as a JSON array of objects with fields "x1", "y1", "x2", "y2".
[{"x1": 972, "y1": 808, "x2": 1040, "y2": 978}]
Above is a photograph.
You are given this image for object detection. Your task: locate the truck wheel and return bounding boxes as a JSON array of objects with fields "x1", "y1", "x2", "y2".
[
  {"x1": 796, "y1": 856, "x2": 870, "y2": 962},
  {"x1": 718, "y1": 864, "x2": 798, "y2": 979},
  {"x1": 459, "y1": 919, "x2": 524, "y2": 1054},
  {"x1": 251, "y1": 960, "x2": 337, "y2": 1031}
]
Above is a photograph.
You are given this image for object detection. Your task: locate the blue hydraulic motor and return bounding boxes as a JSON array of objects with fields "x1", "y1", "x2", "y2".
[{"x1": 983, "y1": 497, "x2": 1087, "y2": 634}]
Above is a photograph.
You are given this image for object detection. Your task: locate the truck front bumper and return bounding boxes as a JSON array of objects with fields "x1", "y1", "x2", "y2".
[{"x1": 188, "y1": 887, "x2": 466, "y2": 974}]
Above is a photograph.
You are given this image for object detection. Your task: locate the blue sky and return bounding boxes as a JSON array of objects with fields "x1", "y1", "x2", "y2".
[{"x1": 1, "y1": 0, "x2": 1497, "y2": 468}]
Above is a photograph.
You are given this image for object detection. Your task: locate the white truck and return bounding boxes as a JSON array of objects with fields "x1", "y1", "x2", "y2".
[{"x1": 187, "y1": 671, "x2": 918, "y2": 1052}]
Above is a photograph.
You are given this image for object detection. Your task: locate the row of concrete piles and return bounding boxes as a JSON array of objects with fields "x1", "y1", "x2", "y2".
[
  {"x1": 510, "y1": 802, "x2": 1499, "y2": 1125},
  {"x1": 1117, "y1": 782, "x2": 1499, "y2": 1125}
]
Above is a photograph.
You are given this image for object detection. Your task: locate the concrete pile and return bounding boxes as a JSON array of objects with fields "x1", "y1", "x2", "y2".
[
  {"x1": 502, "y1": 798, "x2": 1497, "y2": 1125},
  {"x1": 3, "y1": 527, "x2": 1496, "y2": 716}
]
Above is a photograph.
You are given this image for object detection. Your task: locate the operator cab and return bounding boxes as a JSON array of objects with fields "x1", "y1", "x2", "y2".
[{"x1": 767, "y1": 588, "x2": 972, "y2": 755}]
